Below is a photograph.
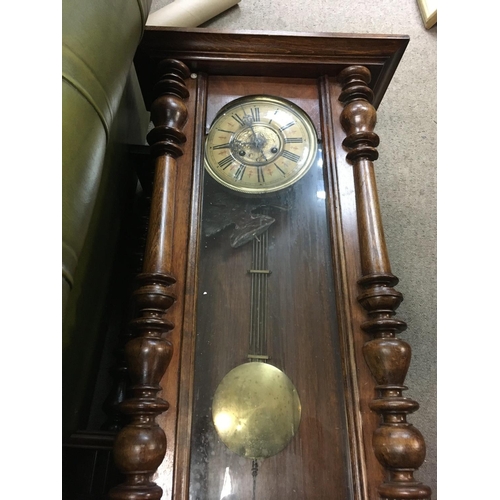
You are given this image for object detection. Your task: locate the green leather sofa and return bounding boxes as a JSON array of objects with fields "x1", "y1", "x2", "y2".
[{"x1": 62, "y1": 0, "x2": 152, "y2": 439}]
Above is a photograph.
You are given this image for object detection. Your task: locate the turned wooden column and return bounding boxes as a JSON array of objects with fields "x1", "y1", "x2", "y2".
[
  {"x1": 110, "y1": 59, "x2": 190, "y2": 500},
  {"x1": 338, "y1": 66, "x2": 432, "y2": 500}
]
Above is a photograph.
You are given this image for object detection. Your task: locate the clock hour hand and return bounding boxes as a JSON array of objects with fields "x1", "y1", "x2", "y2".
[
  {"x1": 247, "y1": 131, "x2": 269, "y2": 162},
  {"x1": 232, "y1": 136, "x2": 268, "y2": 162},
  {"x1": 255, "y1": 149, "x2": 268, "y2": 162}
]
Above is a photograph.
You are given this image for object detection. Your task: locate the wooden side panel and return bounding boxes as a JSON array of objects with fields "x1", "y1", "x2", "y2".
[
  {"x1": 172, "y1": 72, "x2": 210, "y2": 500},
  {"x1": 321, "y1": 76, "x2": 385, "y2": 500},
  {"x1": 153, "y1": 74, "x2": 199, "y2": 499}
]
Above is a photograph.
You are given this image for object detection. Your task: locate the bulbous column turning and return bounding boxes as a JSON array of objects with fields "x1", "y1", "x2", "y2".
[
  {"x1": 109, "y1": 59, "x2": 190, "y2": 500},
  {"x1": 338, "y1": 65, "x2": 432, "y2": 500}
]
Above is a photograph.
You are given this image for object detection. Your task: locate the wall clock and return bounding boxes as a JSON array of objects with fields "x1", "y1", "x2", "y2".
[{"x1": 106, "y1": 27, "x2": 432, "y2": 500}]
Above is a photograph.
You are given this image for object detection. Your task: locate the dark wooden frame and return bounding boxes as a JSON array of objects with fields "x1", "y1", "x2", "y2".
[{"x1": 110, "y1": 27, "x2": 431, "y2": 500}]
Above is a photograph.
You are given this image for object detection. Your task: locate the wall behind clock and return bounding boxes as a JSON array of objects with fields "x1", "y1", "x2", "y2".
[{"x1": 150, "y1": 0, "x2": 437, "y2": 497}]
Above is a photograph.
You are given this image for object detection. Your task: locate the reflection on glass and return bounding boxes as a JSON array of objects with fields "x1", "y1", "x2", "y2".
[
  {"x1": 212, "y1": 362, "x2": 301, "y2": 459},
  {"x1": 220, "y1": 467, "x2": 233, "y2": 500},
  {"x1": 189, "y1": 146, "x2": 353, "y2": 499}
]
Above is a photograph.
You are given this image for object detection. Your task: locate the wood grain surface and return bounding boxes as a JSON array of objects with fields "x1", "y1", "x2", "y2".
[{"x1": 117, "y1": 27, "x2": 423, "y2": 500}]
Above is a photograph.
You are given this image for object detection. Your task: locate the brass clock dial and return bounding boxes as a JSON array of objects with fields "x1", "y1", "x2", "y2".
[{"x1": 204, "y1": 95, "x2": 318, "y2": 194}]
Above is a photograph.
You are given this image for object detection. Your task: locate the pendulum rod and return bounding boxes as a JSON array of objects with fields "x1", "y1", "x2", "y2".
[
  {"x1": 251, "y1": 459, "x2": 259, "y2": 500},
  {"x1": 248, "y1": 230, "x2": 270, "y2": 360}
]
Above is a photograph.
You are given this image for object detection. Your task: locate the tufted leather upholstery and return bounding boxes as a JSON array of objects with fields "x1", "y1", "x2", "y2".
[
  {"x1": 62, "y1": 0, "x2": 152, "y2": 437},
  {"x1": 62, "y1": 0, "x2": 151, "y2": 307}
]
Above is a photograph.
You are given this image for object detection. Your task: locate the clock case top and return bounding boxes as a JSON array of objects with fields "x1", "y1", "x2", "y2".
[
  {"x1": 134, "y1": 27, "x2": 409, "y2": 110},
  {"x1": 131, "y1": 27, "x2": 415, "y2": 500}
]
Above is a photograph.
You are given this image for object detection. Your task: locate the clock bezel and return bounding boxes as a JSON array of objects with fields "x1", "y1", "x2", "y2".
[{"x1": 203, "y1": 95, "x2": 318, "y2": 194}]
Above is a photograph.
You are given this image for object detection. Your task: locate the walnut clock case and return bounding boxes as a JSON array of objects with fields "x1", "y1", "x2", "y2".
[{"x1": 110, "y1": 28, "x2": 432, "y2": 500}]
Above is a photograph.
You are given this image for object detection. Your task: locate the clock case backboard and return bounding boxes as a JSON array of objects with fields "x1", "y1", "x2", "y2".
[{"x1": 130, "y1": 27, "x2": 426, "y2": 500}]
